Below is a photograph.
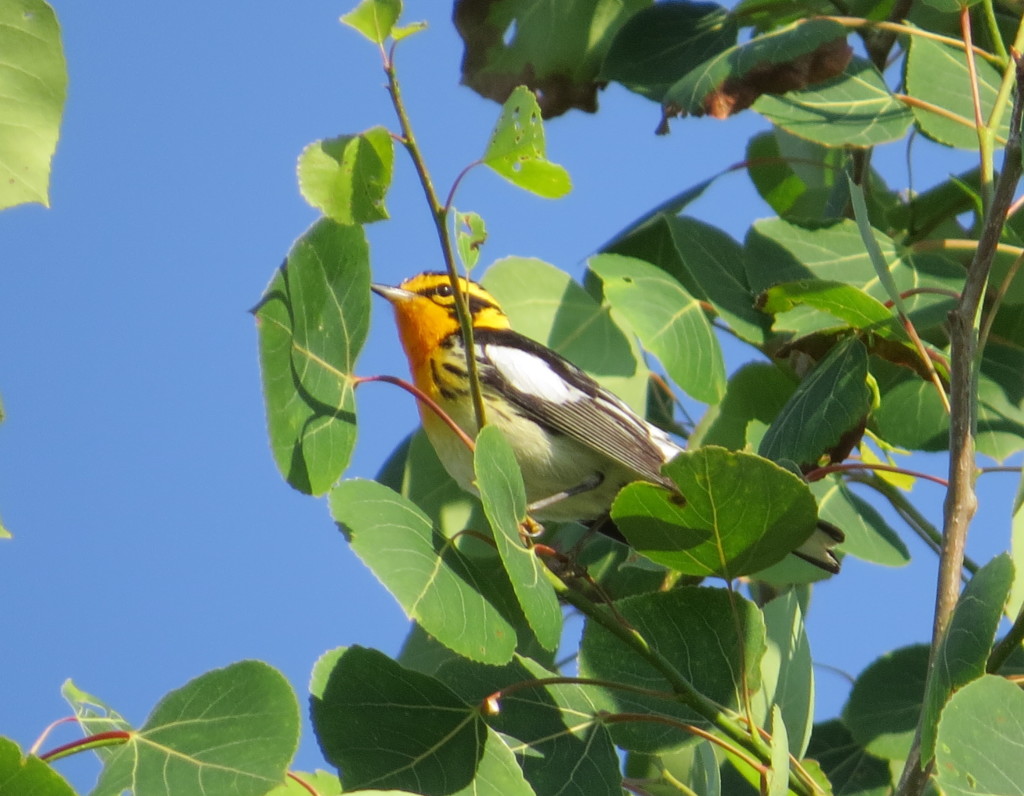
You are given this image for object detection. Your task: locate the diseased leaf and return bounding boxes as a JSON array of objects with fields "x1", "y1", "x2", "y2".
[
  {"x1": 455, "y1": 0, "x2": 648, "y2": 117},
  {"x1": 579, "y1": 586, "x2": 766, "y2": 752},
  {"x1": 254, "y1": 220, "x2": 370, "y2": 495},
  {"x1": 588, "y1": 253, "x2": 726, "y2": 403},
  {"x1": 601, "y1": 1, "x2": 737, "y2": 101},
  {"x1": 480, "y1": 86, "x2": 571, "y2": 197},
  {"x1": 0, "y1": 0, "x2": 67, "y2": 210},
  {"x1": 88, "y1": 662, "x2": 299, "y2": 796},
  {"x1": 612, "y1": 447, "x2": 819, "y2": 578},
  {"x1": 297, "y1": 127, "x2": 393, "y2": 225},
  {"x1": 662, "y1": 18, "x2": 851, "y2": 120},
  {"x1": 455, "y1": 209, "x2": 488, "y2": 270},
  {"x1": 754, "y1": 57, "x2": 912, "y2": 147}
]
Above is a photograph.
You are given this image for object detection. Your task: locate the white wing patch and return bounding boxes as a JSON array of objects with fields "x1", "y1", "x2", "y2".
[{"x1": 485, "y1": 344, "x2": 589, "y2": 405}]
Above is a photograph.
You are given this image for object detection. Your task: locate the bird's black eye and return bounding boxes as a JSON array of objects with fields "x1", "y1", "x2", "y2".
[{"x1": 435, "y1": 283, "x2": 453, "y2": 298}]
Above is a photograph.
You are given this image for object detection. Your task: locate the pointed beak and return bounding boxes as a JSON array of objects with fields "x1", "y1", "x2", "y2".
[{"x1": 370, "y1": 283, "x2": 415, "y2": 304}]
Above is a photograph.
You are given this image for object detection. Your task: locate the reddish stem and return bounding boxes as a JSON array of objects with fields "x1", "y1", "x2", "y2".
[
  {"x1": 355, "y1": 374, "x2": 475, "y2": 451},
  {"x1": 39, "y1": 730, "x2": 132, "y2": 762},
  {"x1": 806, "y1": 461, "x2": 949, "y2": 487}
]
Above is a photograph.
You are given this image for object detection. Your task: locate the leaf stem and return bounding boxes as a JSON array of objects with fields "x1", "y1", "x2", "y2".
[
  {"x1": 39, "y1": 730, "x2": 132, "y2": 763},
  {"x1": 355, "y1": 375, "x2": 475, "y2": 450},
  {"x1": 382, "y1": 46, "x2": 488, "y2": 430}
]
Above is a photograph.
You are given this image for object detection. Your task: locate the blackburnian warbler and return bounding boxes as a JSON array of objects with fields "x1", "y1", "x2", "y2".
[{"x1": 373, "y1": 271, "x2": 843, "y2": 574}]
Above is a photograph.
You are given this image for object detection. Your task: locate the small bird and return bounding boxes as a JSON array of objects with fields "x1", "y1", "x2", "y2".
[{"x1": 373, "y1": 271, "x2": 843, "y2": 573}]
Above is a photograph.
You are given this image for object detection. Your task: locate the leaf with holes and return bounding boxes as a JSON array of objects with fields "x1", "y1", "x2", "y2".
[
  {"x1": 254, "y1": 219, "x2": 370, "y2": 495},
  {"x1": 480, "y1": 86, "x2": 571, "y2": 198}
]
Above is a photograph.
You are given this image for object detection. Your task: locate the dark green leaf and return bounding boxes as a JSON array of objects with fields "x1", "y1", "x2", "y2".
[
  {"x1": 754, "y1": 57, "x2": 912, "y2": 147},
  {"x1": 905, "y1": 34, "x2": 1009, "y2": 149},
  {"x1": 934, "y1": 675, "x2": 1024, "y2": 796},
  {"x1": 475, "y1": 426, "x2": 562, "y2": 651},
  {"x1": 599, "y1": 176, "x2": 719, "y2": 252},
  {"x1": 255, "y1": 219, "x2": 370, "y2": 495},
  {"x1": 436, "y1": 656, "x2": 622, "y2": 795},
  {"x1": 804, "y1": 720, "x2": 892, "y2": 796},
  {"x1": 0, "y1": 737, "x2": 76, "y2": 796},
  {"x1": 601, "y1": 1, "x2": 737, "y2": 101},
  {"x1": 310, "y1": 647, "x2": 534, "y2": 795},
  {"x1": 842, "y1": 644, "x2": 929, "y2": 761},
  {"x1": 921, "y1": 553, "x2": 1014, "y2": 762},
  {"x1": 588, "y1": 254, "x2": 726, "y2": 403},
  {"x1": 481, "y1": 86, "x2": 571, "y2": 198},
  {"x1": 663, "y1": 18, "x2": 849, "y2": 117},
  {"x1": 693, "y1": 363, "x2": 797, "y2": 451},
  {"x1": 90, "y1": 661, "x2": 299, "y2": 796},
  {"x1": 455, "y1": 0, "x2": 648, "y2": 117},
  {"x1": 331, "y1": 479, "x2": 519, "y2": 664},
  {"x1": 0, "y1": 0, "x2": 67, "y2": 210},
  {"x1": 483, "y1": 257, "x2": 649, "y2": 411},
  {"x1": 297, "y1": 127, "x2": 394, "y2": 224},
  {"x1": 579, "y1": 586, "x2": 766, "y2": 752},
  {"x1": 340, "y1": 0, "x2": 401, "y2": 43},
  {"x1": 759, "y1": 338, "x2": 871, "y2": 470},
  {"x1": 397, "y1": 622, "x2": 465, "y2": 676},
  {"x1": 746, "y1": 129, "x2": 848, "y2": 221},
  {"x1": 612, "y1": 447, "x2": 818, "y2": 578}
]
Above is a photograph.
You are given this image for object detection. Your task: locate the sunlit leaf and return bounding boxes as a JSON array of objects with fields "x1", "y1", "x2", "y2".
[
  {"x1": 89, "y1": 661, "x2": 299, "y2": 796},
  {"x1": 340, "y1": 0, "x2": 401, "y2": 43},
  {"x1": 693, "y1": 363, "x2": 797, "y2": 451},
  {"x1": 297, "y1": 127, "x2": 394, "y2": 225},
  {"x1": 813, "y1": 477, "x2": 909, "y2": 566},
  {"x1": 254, "y1": 219, "x2": 370, "y2": 494},
  {"x1": 455, "y1": 209, "x2": 487, "y2": 271},
  {"x1": 755, "y1": 57, "x2": 912, "y2": 147},
  {"x1": 588, "y1": 254, "x2": 726, "y2": 403},
  {"x1": 0, "y1": 737, "x2": 75, "y2": 796},
  {"x1": 612, "y1": 447, "x2": 818, "y2": 578},
  {"x1": 579, "y1": 586, "x2": 766, "y2": 752},
  {"x1": 920, "y1": 553, "x2": 1014, "y2": 762},
  {"x1": 475, "y1": 426, "x2": 561, "y2": 651},
  {"x1": 480, "y1": 86, "x2": 571, "y2": 198},
  {"x1": 935, "y1": 675, "x2": 1024, "y2": 796},
  {"x1": 0, "y1": 0, "x2": 67, "y2": 210},
  {"x1": 331, "y1": 479, "x2": 520, "y2": 664},
  {"x1": 759, "y1": 280, "x2": 903, "y2": 339},
  {"x1": 746, "y1": 129, "x2": 847, "y2": 221}
]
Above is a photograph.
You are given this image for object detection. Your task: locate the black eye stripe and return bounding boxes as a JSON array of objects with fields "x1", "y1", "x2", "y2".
[{"x1": 419, "y1": 284, "x2": 497, "y2": 316}]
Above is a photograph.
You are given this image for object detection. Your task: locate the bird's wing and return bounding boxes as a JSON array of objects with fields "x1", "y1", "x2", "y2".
[{"x1": 474, "y1": 329, "x2": 680, "y2": 484}]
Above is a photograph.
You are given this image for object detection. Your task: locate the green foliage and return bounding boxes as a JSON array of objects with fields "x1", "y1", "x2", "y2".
[
  {"x1": 0, "y1": 0, "x2": 67, "y2": 210},
  {"x1": 20, "y1": 0, "x2": 1024, "y2": 794}
]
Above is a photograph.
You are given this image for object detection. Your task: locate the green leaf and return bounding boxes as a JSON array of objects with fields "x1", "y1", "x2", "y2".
[
  {"x1": 436, "y1": 656, "x2": 622, "y2": 796},
  {"x1": 89, "y1": 661, "x2": 299, "y2": 796},
  {"x1": 600, "y1": 1, "x2": 737, "y2": 101},
  {"x1": 804, "y1": 720, "x2": 892, "y2": 796},
  {"x1": 759, "y1": 280, "x2": 903, "y2": 339},
  {"x1": 843, "y1": 644, "x2": 929, "y2": 761},
  {"x1": 480, "y1": 86, "x2": 571, "y2": 198},
  {"x1": 0, "y1": 737, "x2": 76, "y2": 796},
  {"x1": 0, "y1": 0, "x2": 67, "y2": 210},
  {"x1": 746, "y1": 129, "x2": 848, "y2": 221},
  {"x1": 474, "y1": 426, "x2": 561, "y2": 652},
  {"x1": 482, "y1": 257, "x2": 650, "y2": 411},
  {"x1": 310, "y1": 647, "x2": 533, "y2": 795},
  {"x1": 759, "y1": 338, "x2": 871, "y2": 470},
  {"x1": 340, "y1": 0, "x2": 401, "y2": 43},
  {"x1": 813, "y1": 477, "x2": 909, "y2": 566},
  {"x1": 754, "y1": 591, "x2": 814, "y2": 759},
  {"x1": 611, "y1": 447, "x2": 819, "y2": 578},
  {"x1": 693, "y1": 363, "x2": 797, "y2": 451},
  {"x1": 455, "y1": 0, "x2": 648, "y2": 117},
  {"x1": 254, "y1": 219, "x2": 370, "y2": 495},
  {"x1": 579, "y1": 586, "x2": 766, "y2": 752},
  {"x1": 905, "y1": 33, "x2": 1009, "y2": 149},
  {"x1": 266, "y1": 770, "x2": 342, "y2": 796},
  {"x1": 920, "y1": 553, "x2": 1015, "y2": 762},
  {"x1": 588, "y1": 253, "x2": 726, "y2": 403},
  {"x1": 61, "y1": 680, "x2": 132, "y2": 763},
  {"x1": 767, "y1": 706, "x2": 790, "y2": 796},
  {"x1": 331, "y1": 479, "x2": 520, "y2": 664},
  {"x1": 663, "y1": 18, "x2": 849, "y2": 116},
  {"x1": 934, "y1": 675, "x2": 1024, "y2": 796},
  {"x1": 297, "y1": 127, "x2": 394, "y2": 225},
  {"x1": 754, "y1": 57, "x2": 912, "y2": 147},
  {"x1": 455, "y1": 209, "x2": 487, "y2": 271}
]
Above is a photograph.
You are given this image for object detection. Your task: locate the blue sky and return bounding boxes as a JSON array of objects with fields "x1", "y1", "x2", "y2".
[{"x1": 1, "y1": 2, "x2": 1016, "y2": 789}]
